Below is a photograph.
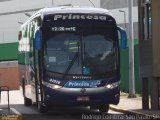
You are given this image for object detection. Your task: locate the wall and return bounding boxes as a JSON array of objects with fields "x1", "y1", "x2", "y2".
[
  {"x1": 120, "y1": 40, "x2": 141, "y2": 93},
  {"x1": 0, "y1": 42, "x2": 18, "y2": 90},
  {"x1": 0, "y1": 43, "x2": 18, "y2": 61},
  {"x1": 0, "y1": 61, "x2": 19, "y2": 90}
]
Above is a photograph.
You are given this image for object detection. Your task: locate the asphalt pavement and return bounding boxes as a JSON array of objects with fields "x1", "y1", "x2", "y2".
[{"x1": 0, "y1": 90, "x2": 160, "y2": 120}]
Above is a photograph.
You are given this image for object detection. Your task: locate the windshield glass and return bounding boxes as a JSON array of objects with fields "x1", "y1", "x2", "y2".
[
  {"x1": 44, "y1": 31, "x2": 116, "y2": 75},
  {"x1": 44, "y1": 32, "x2": 82, "y2": 74},
  {"x1": 83, "y1": 35, "x2": 115, "y2": 75}
]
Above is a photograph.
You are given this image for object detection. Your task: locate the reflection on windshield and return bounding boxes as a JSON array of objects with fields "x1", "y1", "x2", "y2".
[
  {"x1": 44, "y1": 33, "x2": 82, "y2": 74},
  {"x1": 44, "y1": 33, "x2": 116, "y2": 75},
  {"x1": 83, "y1": 35, "x2": 115, "y2": 75}
]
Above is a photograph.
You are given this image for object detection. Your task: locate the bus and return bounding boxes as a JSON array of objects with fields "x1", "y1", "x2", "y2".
[{"x1": 18, "y1": 6, "x2": 127, "y2": 113}]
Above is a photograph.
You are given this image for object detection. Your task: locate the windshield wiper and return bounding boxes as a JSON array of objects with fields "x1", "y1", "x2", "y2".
[{"x1": 63, "y1": 42, "x2": 80, "y2": 78}]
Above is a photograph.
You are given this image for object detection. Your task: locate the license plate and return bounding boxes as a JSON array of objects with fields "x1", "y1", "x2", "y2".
[{"x1": 77, "y1": 96, "x2": 90, "y2": 101}]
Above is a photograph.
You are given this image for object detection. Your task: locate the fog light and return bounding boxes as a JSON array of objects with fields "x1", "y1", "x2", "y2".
[
  {"x1": 115, "y1": 94, "x2": 120, "y2": 98},
  {"x1": 46, "y1": 95, "x2": 50, "y2": 99}
]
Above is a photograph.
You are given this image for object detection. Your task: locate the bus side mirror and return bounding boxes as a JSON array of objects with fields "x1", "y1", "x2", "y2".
[
  {"x1": 34, "y1": 28, "x2": 41, "y2": 50},
  {"x1": 117, "y1": 26, "x2": 127, "y2": 49}
]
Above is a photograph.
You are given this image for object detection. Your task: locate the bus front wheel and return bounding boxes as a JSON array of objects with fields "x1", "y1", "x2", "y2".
[
  {"x1": 24, "y1": 97, "x2": 32, "y2": 106},
  {"x1": 38, "y1": 102, "x2": 48, "y2": 113},
  {"x1": 99, "y1": 104, "x2": 109, "y2": 113}
]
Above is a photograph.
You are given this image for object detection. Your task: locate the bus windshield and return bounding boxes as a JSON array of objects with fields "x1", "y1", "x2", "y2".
[
  {"x1": 44, "y1": 32, "x2": 82, "y2": 74},
  {"x1": 44, "y1": 30, "x2": 116, "y2": 76}
]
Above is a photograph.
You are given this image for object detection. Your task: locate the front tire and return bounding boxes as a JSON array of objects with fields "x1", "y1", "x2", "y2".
[
  {"x1": 99, "y1": 104, "x2": 109, "y2": 113},
  {"x1": 38, "y1": 102, "x2": 48, "y2": 113},
  {"x1": 24, "y1": 97, "x2": 32, "y2": 106}
]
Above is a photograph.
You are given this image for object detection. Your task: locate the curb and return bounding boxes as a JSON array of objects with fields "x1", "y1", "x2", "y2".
[
  {"x1": 0, "y1": 107, "x2": 22, "y2": 120},
  {"x1": 109, "y1": 105, "x2": 159, "y2": 119},
  {"x1": 0, "y1": 115, "x2": 22, "y2": 120}
]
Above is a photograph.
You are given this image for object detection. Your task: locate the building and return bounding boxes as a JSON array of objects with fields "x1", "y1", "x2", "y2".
[
  {"x1": 0, "y1": 0, "x2": 100, "y2": 90},
  {"x1": 138, "y1": 0, "x2": 160, "y2": 110}
]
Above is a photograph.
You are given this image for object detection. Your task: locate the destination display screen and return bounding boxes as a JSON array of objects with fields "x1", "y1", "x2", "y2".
[
  {"x1": 52, "y1": 27, "x2": 76, "y2": 32},
  {"x1": 53, "y1": 14, "x2": 107, "y2": 21}
]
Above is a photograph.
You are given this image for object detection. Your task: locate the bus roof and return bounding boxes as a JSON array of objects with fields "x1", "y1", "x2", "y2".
[
  {"x1": 40, "y1": 6, "x2": 112, "y2": 16},
  {"x1": 21, "y1": 6, "x2": 112, "y2": 28}
]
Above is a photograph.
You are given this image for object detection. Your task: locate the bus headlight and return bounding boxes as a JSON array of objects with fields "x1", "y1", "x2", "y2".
[
  {"x1": 52, "y1": 84, "x2": 62, "y2": 89},
  {"x1": 43, "y1": 82, "x2": 62, "y2": 89},
  {"x1": 105, "y1": 81, "x2": 120, "y2": 89}
]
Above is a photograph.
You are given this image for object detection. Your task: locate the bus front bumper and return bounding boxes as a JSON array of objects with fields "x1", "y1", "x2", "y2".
[{"x1": 43, "y1": 86, "x2": 120, "y2": 107}]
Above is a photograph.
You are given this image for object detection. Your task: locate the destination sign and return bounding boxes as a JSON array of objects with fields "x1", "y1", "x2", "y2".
[{"x1": 53, "y1": 14, "x2": 107, "y2": 21}]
